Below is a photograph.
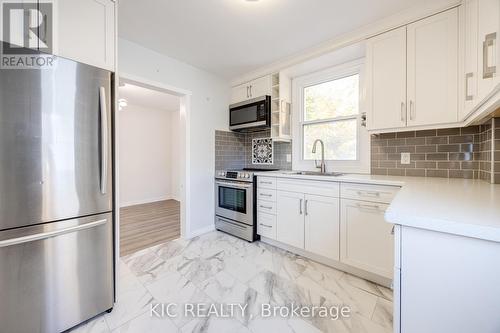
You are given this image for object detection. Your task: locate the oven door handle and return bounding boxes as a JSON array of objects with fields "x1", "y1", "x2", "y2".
[{"x1": 215, "y1": 181, "x2": 252, "y2": 189}]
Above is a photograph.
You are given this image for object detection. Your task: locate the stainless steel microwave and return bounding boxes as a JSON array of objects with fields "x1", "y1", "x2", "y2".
[{"x1": 229, "y1": 95, "x2": 271, "y2": 132}]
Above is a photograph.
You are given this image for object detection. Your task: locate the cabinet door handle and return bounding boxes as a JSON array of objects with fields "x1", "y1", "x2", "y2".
[
  {"x1": 249, "y1": 85, "x2": 253, "y2": 97},
  {"x1": 483, "y1": 32, "x2": 497, "y2": 79},
  {"x1": 260, "y1": 193, "x2": 272, "y2": 197},
  {"x1": 304, "y1": 200, "x2": 308, "y2": 216},
  {"x1": 391, "y1": 225, "x2": 395, "y2": 235},
  {"x1": 465, "y1": 72, "x2": 474, "y2": 101},
  {"x1": 246, "y1": 86, "x2": 249, "y2": 98},
  {"x1": 356, "y1": 190, "x2": 382, "y2": 197},
  {"x1": 409, "y1": 100, "x2": 415, "y2": 120},
  {"x1": 400, "y1": 102, "x2": 406, "y2": 123},
  {"x1": 299, "y1": 199, "x2": 303, "y2": 215},
  {"x1": 259, "y1": 205, "x2": 273, "y2": 210},
  {"x1": 356, "y1": 202, "x2": 381, "y2": 211},
  {"x1": 260, "y1": 181, "x2": 272, "y2": 185},
  {"x1": 259, "y1": 223, "x2": 272, "y2": 228}
]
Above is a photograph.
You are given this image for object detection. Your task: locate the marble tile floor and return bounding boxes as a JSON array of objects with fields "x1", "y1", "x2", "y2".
[{"x1": 70, "y1": 231, "x2": 393, "y2": 333}]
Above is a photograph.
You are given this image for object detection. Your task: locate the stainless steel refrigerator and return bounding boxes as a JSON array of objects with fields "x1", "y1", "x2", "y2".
[{"x1": 0, "y1": 51, "x2": 114, "y2": 332}]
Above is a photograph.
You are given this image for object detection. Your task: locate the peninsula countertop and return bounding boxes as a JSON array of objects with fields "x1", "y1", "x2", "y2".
[{"x1": 254, "y1": 171, "x2": 500, "y2": 242}]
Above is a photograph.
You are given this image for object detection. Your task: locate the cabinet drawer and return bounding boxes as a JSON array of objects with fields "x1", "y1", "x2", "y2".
[
  {"x1": 341, "y1": 183, "x2": 399, "y2": 203},
  {"x1": 257, "y1": 188, "x2": 276, "y2": 202},
  {"x1": 257, "y1": 177, "x2": 276, "y2": 189},
  {"x1": 257, "y1": 200, "x2": 276, "y2": 214},
  {"x1": 277, "y1": 178, "x2": 339, "y2": 197},
  {"x1": 257, "y1": 212, "x2": 276, "y2": 239}
]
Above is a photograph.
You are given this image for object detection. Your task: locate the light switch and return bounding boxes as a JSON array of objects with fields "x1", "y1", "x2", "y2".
[{"x1": 401, "y1": 153, "x2": 411, "y2": 165}]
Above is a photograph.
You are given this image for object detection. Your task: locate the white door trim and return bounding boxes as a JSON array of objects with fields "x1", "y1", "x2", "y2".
[{"x1": 115, "y1": 72, "x2": 192, "y2": 260}]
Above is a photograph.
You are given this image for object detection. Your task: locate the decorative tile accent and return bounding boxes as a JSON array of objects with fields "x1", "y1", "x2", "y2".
[
  {"x1": 215, "y1": 130, "x2": 292, "y2": 170},
  {"x1": 252, "y1": 138, "x2": 273, "y2": 165}
]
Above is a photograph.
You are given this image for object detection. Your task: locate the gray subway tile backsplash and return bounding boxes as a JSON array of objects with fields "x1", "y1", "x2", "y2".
[
  {"x1": 371, "y1": 118, "x2": 499, "y2": 183},
  {"x1": 216, "y1": 118, "x2": 499, "y2": 183},
  {"x1": 215, "y1": 130, "x2": 292, "y2": 171}
]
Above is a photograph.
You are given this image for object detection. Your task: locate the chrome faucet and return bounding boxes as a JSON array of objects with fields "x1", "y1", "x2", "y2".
[{"x1": 312, "y1": 139, "x2": 326, "y2": 173}]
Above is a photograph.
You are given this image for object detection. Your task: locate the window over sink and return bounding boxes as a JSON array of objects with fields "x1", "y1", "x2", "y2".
[{"x1": 292, "y1": 59, "x2": 370, "y2": 173}]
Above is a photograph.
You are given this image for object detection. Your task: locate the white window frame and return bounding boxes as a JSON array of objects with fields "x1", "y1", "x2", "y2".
[{"x1": 292, "y1": 58, "x2": 370, "y2": 173}]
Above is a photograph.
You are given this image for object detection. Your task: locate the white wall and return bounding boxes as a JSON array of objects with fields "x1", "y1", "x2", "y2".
[
  {"x1": 118, "y1": 38, "x2": 230, "y2": 236},
  {"x1": 119, "y1": 104, "x2": 180, "y2": 206}
]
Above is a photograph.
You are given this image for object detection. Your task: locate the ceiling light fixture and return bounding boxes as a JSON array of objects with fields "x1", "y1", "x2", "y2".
[{"x1": 118, "y1": 98, "x2": 128, "y2": 110}]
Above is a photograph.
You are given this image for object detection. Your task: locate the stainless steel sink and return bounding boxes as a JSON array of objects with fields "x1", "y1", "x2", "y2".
[{"x1": 295, "y1": 171, "x2": 344, "y2": 177}]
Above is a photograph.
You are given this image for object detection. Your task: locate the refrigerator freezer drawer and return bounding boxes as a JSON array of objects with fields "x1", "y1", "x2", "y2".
[{"x1": 0, "y1": 213, "x2": 114, "y2": 333}]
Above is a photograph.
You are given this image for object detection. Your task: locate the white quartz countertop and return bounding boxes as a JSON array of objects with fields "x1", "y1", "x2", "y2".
[{"x1": 255, "y1": 171, "x2": 500, "y2": 242}]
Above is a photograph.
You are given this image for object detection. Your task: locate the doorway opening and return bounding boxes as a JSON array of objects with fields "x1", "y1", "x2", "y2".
[{"x1": 117, "y1": 79, "x2": 183, "y2": 257}]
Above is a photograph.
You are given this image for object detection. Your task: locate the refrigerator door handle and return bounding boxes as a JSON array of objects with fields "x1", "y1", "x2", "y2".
[
  {"x1": 0, "y1": 219, "x2": 107, "y2": 248},
  {"x1": 99, "y1": 86, "x2": 108, "y2": 195}
]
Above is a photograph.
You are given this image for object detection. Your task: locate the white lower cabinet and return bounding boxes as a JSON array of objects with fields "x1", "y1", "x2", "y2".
[
  {"x1": 304, "y1": 194, "x2": 340, "y2": 261},
  {"x1": 276, "y1": 191, "x2": 305, "y2": 249},
  {"x1": 396, "y1": 226, "x2": 500, "y2": 332},
  {"x1": 257, "y1": 176, "x2": 398, "y2": 283},
  {"x1": 340, "y1": 199, "x2": 393, "y2": 278}
]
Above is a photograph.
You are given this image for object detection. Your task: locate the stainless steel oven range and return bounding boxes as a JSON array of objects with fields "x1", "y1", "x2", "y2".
[
  {"x1": 215, "y1": 170, "x2": 255, "y2": 241},
  {"x1": 215, "y1": 169, "x2": 279, "y2": 242}
]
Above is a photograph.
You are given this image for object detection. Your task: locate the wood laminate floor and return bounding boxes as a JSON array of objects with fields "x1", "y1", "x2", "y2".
[{"x1": 120, "y1": 199, "x2": 180, "y2": 257}]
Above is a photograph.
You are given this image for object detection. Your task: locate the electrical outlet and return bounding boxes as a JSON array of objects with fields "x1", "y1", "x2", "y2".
[
  {"x1": 286, "y1": 154, "x2": 292, "y2": 163},
  {"x1": 401, "y1": 152, "x2": 411, "y2": 165}
]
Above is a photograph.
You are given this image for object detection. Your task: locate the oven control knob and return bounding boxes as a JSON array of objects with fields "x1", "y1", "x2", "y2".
[{"x1": 244, "y1": 173, "x2": 250, "y2": 178}]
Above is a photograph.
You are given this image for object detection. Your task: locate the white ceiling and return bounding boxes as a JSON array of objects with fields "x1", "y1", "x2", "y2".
[
  {"x1": 118, "y1": 83, "x2": 180, "y2": 112},
  {"x1": 118, "y1": 0, "x2": 427, "y2": 79}
]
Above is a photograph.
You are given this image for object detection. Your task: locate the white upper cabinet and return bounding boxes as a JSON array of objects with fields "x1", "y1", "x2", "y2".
[
  {"x1": 230, "y1": 76, "x2": 271, "y2": 104},
  {"x1": 406, "y1": 8, "x2": 458, "y2": 127},
  {"x1": 461, "y1": 0, "x2": 499, "y2": 121},
  {"x1": 476, "y1": 0, "x2": 499, "y2": 103},
  {"x1": 366, "y1": 26, "x2": 407, "y2": 131},
  {"x1": 55, "y1": 0, "x2": 115, "y2": 71},
  {"x1": 230, "y1": 83, "x2": 249, "y2": 104},
  {"x1": 249, "y1": 76, "x2": 272, "y2": 98},
  {"x1": 367, "y1": 8, "x2": 459, "y2": 131},
  {"x1": 304, "y1": 194, "x2": 340, "y2": 261},
  {"x1": 463, "y1": 0, "x2": 480, "y2": 117}
]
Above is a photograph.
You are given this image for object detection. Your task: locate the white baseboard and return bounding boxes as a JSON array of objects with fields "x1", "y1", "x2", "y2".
[
  {"x1": 186, "y1": 224, "x2": 215, "y2": 239},
  {"x1": 120, "y1": 195, "x2": 176, "y2": 208}
]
